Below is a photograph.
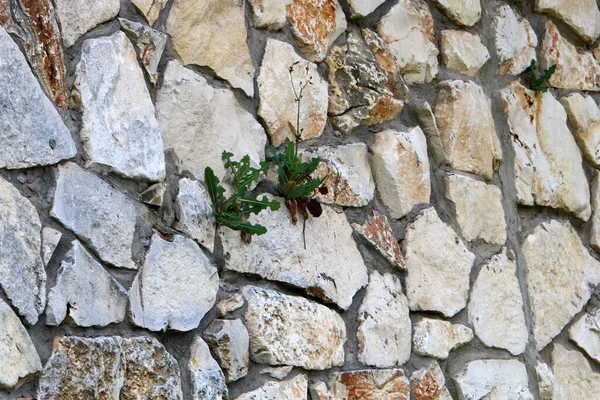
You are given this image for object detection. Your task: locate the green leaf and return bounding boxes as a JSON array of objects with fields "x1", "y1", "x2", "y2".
[{"x1": 204, "y1": 167, "x2": 220, "y2": 212}]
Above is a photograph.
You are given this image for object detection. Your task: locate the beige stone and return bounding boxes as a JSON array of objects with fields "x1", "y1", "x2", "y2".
[
  {"x1": 536, "y1": 361, "x2": 554, "y2": 400},
  {"x1": 352, "y1": 212, "x2": 405, "y2": 270},
  {"x1": 552, "y1": 344, "x2": 600, "y2": 399},
  {"x1": 535, "y1": 0, "x2": 600, "y2": 43},
  {"x1": 249, "y1": 0, "x2": 291, "y2": 30},
  {"x1": 118, "y1": 19, "x2": 168, "y2": 85},
  {"x1": 348, "y1": 0, "x2": 386, "y2": 18},
  {"x1": 569, "y1": 304, "x2": 600, "y2": 363},
  {"x1": 413, "y1": 318, "x2": 473, "y2": 359},
  {"x1": 493, "y1": 5, "x2": 538, "y2": 76},
  {"x1": 440, "y1": 30, "x2": 489, "y2": 77},
  {"x1": 560, "y1": 93, "x2": 600, "y2": 168},
  {"x1": 415, "y1": 101, "x2": 448, "y2": 164},
  {"x1": 203, "y1": 319, "x2": 249, "y2": 383},
  {"x1": 434, "y1": 0, "x2": 480, "y2": 27},
  {"x1": 131, "y1": 0, "x2": 167, "y2": 25},
  {"x1": 235, "y1": 375, "x2": 307, "y2": 400},
  {"x1": 216, "y1": 293, "x2": 245, "y2": 317},
  {"x1": 454, "y1": 359, "x2": 533, "y2": 399},
  {"x1": 592, "y1": 173, "x2": 600, "y2": 252},
  {"x1": 54, "y1": 0, "x2": 120, "y2": 47}
]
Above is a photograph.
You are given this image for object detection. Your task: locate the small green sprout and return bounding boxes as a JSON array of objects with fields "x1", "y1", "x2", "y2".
[{"x1": 526, "y1": 60, "x2": 557, "y2": 93}]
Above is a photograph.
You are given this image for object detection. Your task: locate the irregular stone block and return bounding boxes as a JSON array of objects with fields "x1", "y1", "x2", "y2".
[
  {"x1": 454, "y1": 359, "x2": 533, "y2": 400},
  {"x1": 175, "y1": 178, "x2": 216, "y2": 253},
  {"x1": 53, "y1": 0, "x2": 120, "y2": 47},
  {"x1": 552, "y1": 344, "x2": 600, "y2": 399},
  {"x1": 249, "y1": 0, "x2": 291, "y2": 30},
  {"x1": 41, "y1": 227, "x2": 62, "y2": 266},
  {"x1": 119, "y1": 18, "x2": 167, "y2": 85},
  {"x1": 411, "y1": 363, "x2": 452, "y2": 400},
  {"x1": 235, "y1": 375, "x2": 307, "y2": 400},
  {"x1": 139, "y1": 182, "x2": 166, "y2": 206},
  {"x1": 569, "y1": 304, "x2": 600, "y2": 363},
  {"x1": 440, "y1": 30, "x2": 489, "y2": 77},
  {"x1": 536, "y1": 361, "x2": 554, "y2": 400},
  {"x1": 261, "y1": 366, "x2": 293, "y2": 380},
  {"x1": 592, "y1": 173, "x2": 600, "y2": 252},
  {"x1": 433, "y1": 0, "x2": 481, "y2": 27},
  {"x1": 535, "y1": 0, "x2": 600, "y2": 43},
  {"x1": 347, "y1": 0, "x2": 385, "y2": 18},
  {"x1": 131, "y1": 0, "x2": 167, "y2": 26},
  {"x1": 560, "y1": 93, "x2": 600, "y2": 168},
  {"x1": 216, "y1": 293, "x2": 245, "y2": 316},
  {"x1": 413, "y1": 318, "x2": 473, "y2": 359},
  {"x1": 493, "y1": 5, "x2": 538, "y2": 75},
  {"x1": 415, "y1": 101, "x2": 448, "y2": 165},
  {"x1": 189, "y1": 336, "x2": 228, "y2": 400},
  {"x1": 203, "y1": 319, "x2": 249, "y2": 383},
  {"x1": 330, "y1": 369, "x2": 410, "y2": 400},
  {"x1": 352, "y1": 211, "x2": 405, "y2": 270}
]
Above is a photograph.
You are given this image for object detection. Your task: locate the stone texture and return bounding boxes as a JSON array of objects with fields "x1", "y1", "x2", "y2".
[
  {"x1": 286, "y1": 0, "x2": 346, "y2": 62},
  {"x1": 410, "y1": 363, "x2": 452, "y2": 400},
  {"x1": 370, "y1": 127, "x2": 431, "y2": 219},
  {"x1": 440, "y1": 30, "x2": 489, "y2": 77},
  {"x1": 357, "y1": 271, "x2": 411, "y2": 368},
  {"x1": 0, "y1": 176, "x2": 45, "y2": 325},
  {"x1": 74, "y1": 31, "x2": 165, "y2": 181},
  {"x1": 139, "y1": 182, "x2": 166, "y2": 206},
  {"x1": 445, "y1": 173, "x2": 507, "y2": 245},
  {"x1": 0, "y1": 26, "x2": 76, "y2": 169},
  {"x1": 468, "y1": 249, "x2": 527, "y2": 356},
  {"x1": 203, "y1": 319, "x2": 249, "y2": 383},
  {"x1": 536, "y1": 361, "x2": 554, "y2": 400},
  {"x1": 51, "y1": 162, "x2": 137, "y2": 270},
  {"x1": 261, "y1": 366, "x2": 293, "y2": 380},
  {"x1": 415, "y1": 101, "x2": 448, "y2": 165},
  {"x1": 405, "y1": 208, "x2": 475, "y2": 317},
  {"x1": 434, "y1": 0, "x2": 480, "y2": 27},
  {"x1": 235, "y1": 374, "x2": 307, "y2": 400},
  {"x1": 41, "y1": 227, "x2": 61, "y2": 266},
  {"x1": 560, "y1": 93, "x2": 600, "y2": 168},
  {"x1": 330, "y1": 369, "x2": 410, "y2": 400},
  {"x1": 37, "y1": 336, "x2": 183, "y2": 399},
  {"x1": 535, "y1": 0, "x2": 600, "y2": 43},
  {"x1": 434, "y1": 80, "x2": 502, "y2": 180},
  {"x1": 129, "y1": 234, "x2": 219, "y2": 332},
  {"x1": 175, "y1": 178, "x2": 216, "y2": 253},
  {"x1": 552, "y1": 344, "x2": 600, "y2": 399},
  {"x1": 347, "y1": 0, "x2": 385, "y2": 18},
  {"x1": 413, "y1": 318, "x2": 473, "y2": 359},
  {"x1": 523, "y1": 220, "x2": 600, "y2": 350},
  {"x1": 454, "y1": 359, "x2": 533, "y2": 400},
  {"x1": 216, "y1": 293, "x2": 245, "y2": 316},
  {"x1": 131, "y1": 0, "x2": 167, "y2": 25},
  {"x1": 118, "y1": 18, "x2": 167, "y2": 85},
  {"x1": 501, "y1": 81, "x2": 591, "y2": 220},
  {"x1": 157, "y1": 60, "x2": 266, "y2": 182},
  {"x1": 189, "y1": 336, "x2": 228, "y2": 400},
  {"x1": 0, "y1": 299, "x2": 42, "y2": 389},
  {"x1": 569, "y1": 304, "x2": 600, "y2": 362},
  {"x1": 53, "y1": 0, "x2": 120, "y2": 47},
  {"x1": 166, "y1": 0, "x2": 254, "y2": 96},
  {"x1": 376, "y1": 0, "x2": 438, "y2": 84},
  {"x1": 257, "y1": 39, "x2": 328, "y2": 146},
  {"x1": 352, "y1": 212, "x2": 405, "y2": 270},
  {"x1": 249, "y1": 0, "x2": 291, "y2": 30},
  {"x1": 46, "y1": 240, "x2": 128, "y2": 327},
  {"x1": 243, "y1": 286, "x2": 346, "y2": 370},
  {"x1": 493, "y1": 5, "x2": 538, "y2": 76},
  {"x1": 220, "y1": 195, "x2": 367, "y2": 310},
  {"x1": 592, "y1": 174, "x2": 600, "y2": 252},
  {"x1": 540, "y1": 21, "x2": 600, "y2": 91}
]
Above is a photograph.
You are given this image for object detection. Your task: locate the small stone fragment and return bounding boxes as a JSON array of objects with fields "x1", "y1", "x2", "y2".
[
  {"x1": 535, "y1": 0, "x2": 600, "y2": 43},
  {"x1": 131, "y1": 0, "x2": 167, "y2": 25},
  {"x1": 493, "y1": 5, "x2": 538, "y2": 76},
  {"x1": 309, "y1": 380, "x2": 333, "y2": 400},
  {"x1": 189, "y1": 335, "x2": 228, "y2": 400},
  {"x1": 347, "y1": 0, "x2": 385, "y2": 18},
  {"x1": 410, "y1": 363, "x2": 452, "y2": 400},
  {"x1": 536, "y1": 361, "x2": 554, "y2": 400},
  {"x1": 552, "y1": 344, "x2": 600, "y2": 399},
  {"x1": 139, "y1": 182, "x2": 166, "y2": 206},
  {"x1": 203, "y1": 319, "x2": 249, "y2": 383},
  {"x1": 454, "y1": 359, "x2": 533, "y2": 400},
  {"x1": 41, "y1": 227, "x2": 62, "y2": 266},
  {"x1": 415, "y1": 102, "x2": 448, "y2": 164},
  {"x1": 249, "y1": 0, "x2": 291, "y2": 30},
  {"x1": 405, "y1": 208, "x2": 475, "y2": 317},
  {"x1": 569, "y1": 303, "x2": 600, "y2": 363},
  {"x1": 129, "y1": 234, "x2": 219, "y2": 331},
  {"x1": 216, "y1": 293, "x2": 245, "y2": 317},
  {"x1": 175, "y1": 178, "x2": 216, "y2": 253},
  {"x1": 235, "y1": 374, "x2": 307, "y2": 400},
  {"x1": 413, "y1": 318, "x2": 473, "y2": 359},
  {"x1": 352, "y1": 212, "x2": 405, "y2": 270},
  {"x1": 370, "y1": 127, "x2": 431, "y2": 219},
  {"x1": 592, "y1": 173, "x2": 600, "y2": 252},
  {"x1": 560, "y1": 93, "x2": 600, "y2": 168},
  {"x1": 261, "y1": 366, "x2": 293, "y2": 380},
  {"x1": 53, "y1": 0, "x2": 120, "y2": 47},
  {"x1": 440, "y1": 30, "x2": 489, "y2": 77},
  {"x1": 434, "y1": 0, "x2": 481, "y2": 27},
  {"x1": 331, "y1": 369, "x2": 410, "y2": 400},
  {"x1": 119, "y1": 18, "x2": 167, "y2": 85}
]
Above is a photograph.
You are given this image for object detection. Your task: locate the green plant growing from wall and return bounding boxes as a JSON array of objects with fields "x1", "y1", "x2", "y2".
[{"x1": 526, "y1": 60, "x2": 556, "y2": 93}]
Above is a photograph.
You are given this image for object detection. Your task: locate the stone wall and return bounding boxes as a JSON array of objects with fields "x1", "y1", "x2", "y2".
[{"x1": 1, "y1": 0, "x2": 600, "y2": 398}]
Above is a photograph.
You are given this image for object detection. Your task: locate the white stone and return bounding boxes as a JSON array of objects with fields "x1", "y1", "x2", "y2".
[
  {"x1": 175, "y1": 178, "x2": 216, "y2": 253},
  {"x1": 370, "y1": 127, "x2": 431, "y2": 219},
  {"x1": 249, "y1": 0, "x2": 291, "y2": 30},
  {"x1": 0, "y1": 176, "x2": 45, "y2": 325},
  {"x1": 536, "y1": 361, "x2": 554, "y2": 400},
  {"x1": 535, "y1": 0, "x2": 600, "y2": 43},
  {"x1": 41, "y1": 227, "x2": 62, "y2": 266},
  {"x1": 413, "y1": 318, "x2": 473, "y2": 359},
  {"x1": 243, "y1": 286, "x2": 346, "y2": 370},
  {"x1": 523, "y1": 220, "x2": 600, "y2": 350},
  {"x1": 46, "y1": 240, "x2": 128, "y2": 327},
  {"x1": 493, "y1": 5, "x2": 538, "y2": 76},
  {"x1": 129, "y1": 234, "x2": 218, "y2": 331},
  {"x1": 157, "y1": 60, "x2": 266, "y2": 182},
  {"x1": 592, "y1": 173, "x2": 600, "y2": 252},
  {"x1": 501, "y1": 81, "x2": 591, "y2": 220},
  {"x1": 569, "y1": 305, "x2": 600, "y2": 363},
  {"x1": 257, "y1": 39, "x2": 328, "y2": 146},
  {"x1": 54, "y1": 0, "x2": 120, "y2": 47},
  {"x1": 220, "y1": 195, "x2": 367, "y2": 310},
  {"x1": 468, "y1": 249, "x2": 528, "y2": 355},
  {"x1": 235, "y1": 374, "x2": 307, "y2": 400},
  {"x1": 552, "y1": 344, "x2": 600, "y2": 399},
  {"x1": 51, "y1": 162, "x2": 137, "y2": 270},
  {"x1": 357, "y1": 271, "x2": 411, "y2": 368},
  {"x1": 0, "y1": 27, "x2": 76, "y2": 169},
  {"x1": 411, "y1": 363, "x2": 452, "y2": 400},
  {"x1": 74, "y1": 32, "x2": 165, "y2": 181},
  {"x1": 203, "y1": 319, "x2": 249, "y2": 383},
  {"x1": 348, "y1": 0, "x2": 385, "y2": 18},
  {"x1": 434, "y1": 0, "x2": 481, "y2": 27},
  {"x1": 261, "y1": 366, "x2": 293, "y2": 380},
  {"x1": 405, "y1": 208, "x2": 475, "y2": 317},
  {"x1": 415, "y1": 101, "x2": 448, "y2": 165},
  {"x1": 189, "y1": 336, "x2": 228, "y2": 400},
  {"x1": 440, "y1": 30, "x2": 489, "y2": 77},
  {"x1": 131, "y1": 0, "x2": 167, "y2": 25},
  {"x1": 454, "y1": 359, "x2": 533, "y2": 400},
  {"x1": 560, "y1": 93, "x2": 600, "y2": 168}
]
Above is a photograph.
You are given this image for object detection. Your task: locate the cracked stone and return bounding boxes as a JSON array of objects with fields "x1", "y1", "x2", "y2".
[
  {"x1": 118, "y1": 18, "x2": 167, "y2": 85},
  {"x1": 413, "y1": 318, "x2": 473, "y2": 359},
  {"x1": 203, "y1": 319, "x2": 249, "y2": 383}
]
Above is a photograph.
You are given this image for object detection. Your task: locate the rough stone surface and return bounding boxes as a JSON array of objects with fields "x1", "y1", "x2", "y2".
[
  {"x1": 454, "y1": 359, "x2": 533, "y2": 400},
  {"x1": 189, "y1": 336, "x2": 228, "y2": 400},
  {"x1": 445, "y1": 173, "x2": 507, "y2": 245},
  {"x1": 261, "y1": 366, "x2": 293, "y2": 380},
  {"x1": 415, "y1": 101, "x2": 447, "y2": 164},
  {"x1": 235, "y1": 374, "x2": 307, "y2": 400},
  {"x1": 440, "y1": 30, "x2": 489, "y2": 77},
  {"x1": 129, "y1": 234, "x2": 219, "y2": 332},
  {"x1": 410, "y1": 363, "x2": 452, "y2": 400},
  {"x1": 523, "y1": 220, "x2": 600, "y2": 350},
  {"x1": 0, "y1": 299, "x2": 42, "y2": 389},
  {"x1": 535, "y1": 0, "x2": 600, "y2": 43},
  {"x1": 243, "y1": 286, "x2": 346, "y2": 370},
  {"x1": 249, "y1": 0, "x2": 291, "y2": 30},
  {"x1": 552, "y1": 344, "x2": 600, "y2": 399},
  {"x1": 352, "y1": 212, "x2": 405, "y2": 270},
  {"x1": 501, "y1": 81, "x2": 591, "y2": 220},
  {"x1": 41, "y1": 227, "x2": 61, "y2": 267},
  {"x1": 220, "y1": 195, "x2": 367, "y2": 310},
  {"x1": 592, "y1": 174, "x2": 600, "y2": 252},
  {"x1": 157, "y1": 60, "x2": 266, "y2": 181},
  {"x1": 357, "y1": 271, "x2": 411, "y2": 368},
  {"x1": 46, "y1": 240, "x2": 128, "y2": 327},
  {"x1": 370, "y1": 127, "x2": 431, "y2": 219},
  {"x1": 74, "y1": 31, "x2": 165, "y2": 181},
  {"x1": 433, "y1": 0, "x2": 480, "y2": 27},
  {"x1": 166, "y1": 0, "x2": 254, "y2": 96},
  {"x1": 560, "y1": 93, "x2": 600, "y2": 168},
  {"x1": 51, "y1": 162, "x2": 137, "y2": 270},
  {"x1": 37, "y1": 336, "x2": 183, "y2": 399},
  {"x1": 216, "y1": 293, "x2": 245, "y2": 317},
  {"x1": 347, "y1": 0, "x2": 385, "y2": 18},
  {"x1": 330, "y1": 369, "x2": 410, "y2": 400},
  {"x1": 118, "y1": 18, "x2": 167, "y2": 85},
  {"x1": 131, "y1": 0, "x2": 167, "y2": 26},
  {"x1": 53, "y1": 0, "x2": 120, "y2": 47},
  {"x1": 434, "y1": 80, "x2": 501, "y2": 180},
  {"x1": 536, "y1": 361, "x2": 554, "y2": 400},
  {"x1": 0, "y1": 176, "x2": 45, "y2": 325},
  {"x1": 175, "y1": 178, "x2": 216, "y2": 253},
  {"x1": 413, "y1": 318, "x2": 473, "y2": 360},
  {"x1": 405, "y1": 208, "x2": 475, "y2": 317},
  {"x1": 493, "y1": 5, "x2": 538, "y2": 76},
  {"x1": 468, "y1": 249, "x2": 528, "y2": 356},
  {"x1": 569, "y1": 304, "x2": 600, "y2": 362},
  {"x1": 203, "y1": 319, "x2": 249, "y2": 383},
  {"x1": 139, "y1": 182, "x2": 166, "y2": 206},
  {"x1": 257, "y1": 39, "x2": 328, "y2": 146}
]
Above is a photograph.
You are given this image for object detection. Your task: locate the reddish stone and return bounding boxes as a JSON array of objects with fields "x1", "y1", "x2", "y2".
[
  {"x1": 353, "y1": 212, "x2": 405, "y2": 270},
  {"x1": 336, "y1": 369, "x2": 410, "y2": 400}
]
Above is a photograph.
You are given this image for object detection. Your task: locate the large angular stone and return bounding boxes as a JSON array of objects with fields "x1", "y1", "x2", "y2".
[
  {"x1": 468, "y1": 249, "x2": 528, "y2": 355},
  {"x1": 352, "y1": 212, "x2": 405, "y2": 270},
  {"x1": 329, "y1": 369, "x2": 410, "y2": 400},
  {"x1": 166, "y1": 0, "x2": 254, "y2": 96},
  {"x1": 257, "y1": 39, "x2": 328, "y2": 146},
  {"x1": 189, "y1": 336, "x2": 228, "y2": 400},
  {"x1": 560, "y1": 93, "x2": 600, "y2": 168},
  {"x1": 376, "y1": 0, "x2": 438, "y2": 84},
  {"x1": 405, "y1": 208, "x2": 475, "y2": 317},
  {"x1": 51, "y1": 162, "x2": 137, "y2": 270},
  {"x1": 493, "y1": 5, "x2": 538, "y2": 75},
  {"x1": 569, "y1": 302, "x2": 600, "y2": 363},
  {"x1": 129, "y1": 234, "x2": 219, "y2": 332},
  {"x1": 552, "y1": 344, "x2": 600, "y2": 398},
  {"x1": 535, "y1": 0, "x2": 600, "y2": 43},
  {"x1": 243, "y1": 286, "x2": 346, "y2": 370},
  {"x1": 157, "y1": 60, "x2": 266, "y2": 181},
  {"x1": 434, "y1": 0, "x2": 480, "y2": 26},
  {"x1": 37, "y1": 336, "x2": 183, "y2": 399},
  {"x1": 235, "y1": 375, "x2": 307, "y2": 400},
  {"x1": 0, "y1": 177, "x2": 45, "y2": 325},
  {"x1": 347, "y1": 0, "x2": 385, "y2": 18},
  {"x1": 411, "y1": 363, "x2": 452, "y2": 400},
  {"x1": 74, "y1": 31, "x2": 165, "y2": 181},
  {"x1": 203, "y1": 319, "x2": 249, "y2": 384},
  {"x1": 370, "y1": 127, "x2": 431, "y2": 219},
  {"x1": 357, "y1": 272, "x2": 411, "y2": 368},
  {"x1": 220, "y1": 195, "x2": 367, "y2": 310},
  {"x1": 175, "y1": 178, "x2": 216, "y2": 253},
  {"x1": 0, "y1": 27, "x2": 75, "y2": 169},
  {"x1": 523, "y1": 220, "x2": 600, "y2": 350},
  {"x1": 53, "y1": 0, "x2": 120, "y2": 47},
  {"x1": 46, "y1": 240, "x2": 128, "y2": 327},
  {"x1": 413, "y1": 318, "x2": 473, "y2": 359},
  {"x1": 0, "y1": 299, "x2": 41, "y2": 389},
  {"x1": 454, "y1": 360, "x2": 533, "y2": 400},
  {"x1": 249, "y1": 0, "x2": 291, "y2": 30},
  {"x1": 119, "y1": 18, "x2": 167, "y2": 85},
  {"x1": 434, "y1": 80, "x2": 501, "y2": 180},
  {"x1": 440, "y1": 30, "x2": 489, "y2": 77},
  {"x1": 501, "y1": 81, "x2": 591, "y2": 220},
  {"x1": 131, "y1": 0, "x2": 167, "y2": 25}
]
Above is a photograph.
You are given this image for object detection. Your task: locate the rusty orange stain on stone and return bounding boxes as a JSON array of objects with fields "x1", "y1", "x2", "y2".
[
  {"x1": 338, "y1": 370, "x2": 410, "y2": 400},
  {"x1": 412, "y1": 369, "x2": 442, "y2": 400},
  {"x1": 287, "y1": 0, "x2": 336, "y2": 59}
]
